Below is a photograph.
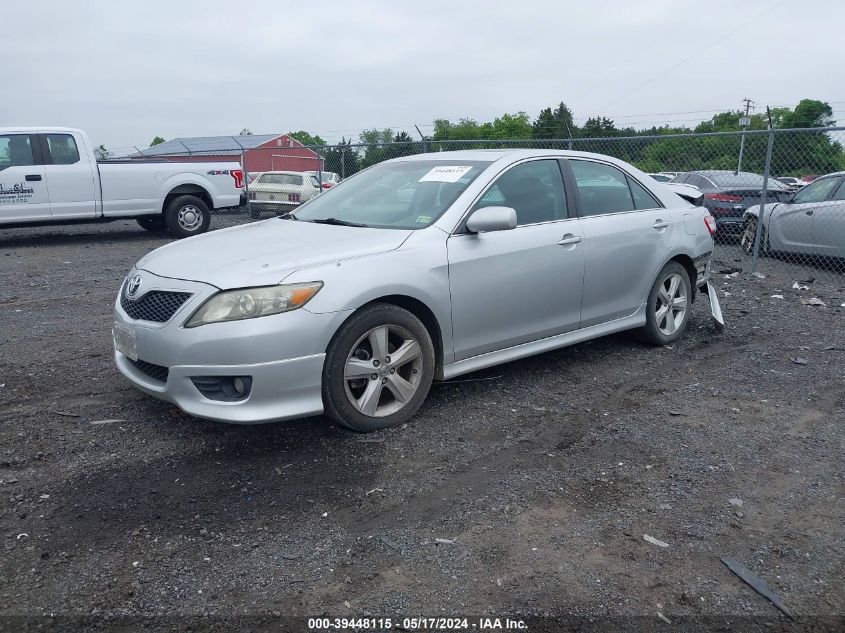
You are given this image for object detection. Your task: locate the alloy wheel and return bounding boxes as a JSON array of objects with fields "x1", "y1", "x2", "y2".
[
  {"x1": 655, "y1": 273, "x2": 688, "y2": 336},
  {"x1": 343, "y1": 324, "x2": 424, "y2": 417}
]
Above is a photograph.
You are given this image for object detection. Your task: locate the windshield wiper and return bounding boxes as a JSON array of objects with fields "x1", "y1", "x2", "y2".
[{"x1": 309, "y1": 217, "x2": 368, "y2": 228}]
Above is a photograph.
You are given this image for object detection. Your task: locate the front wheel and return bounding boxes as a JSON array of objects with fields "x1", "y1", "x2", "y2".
[
  {"x1": 164, "y1": 195, "x2": 211, "y2": 238},
  {"x1": 740, "y1": 217, "x2": 768, "y2": 256},
  {"x1": 639, "y1": 262, "x2": 692, "y2": 345},
  {"x1": 322, "y1": 303, "x2": 435, "y2": 432}
]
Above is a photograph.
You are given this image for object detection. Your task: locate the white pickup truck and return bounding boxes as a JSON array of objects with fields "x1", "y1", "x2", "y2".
[{"x1": 0, "y1": 127, "x2": 246, "y2": 238}]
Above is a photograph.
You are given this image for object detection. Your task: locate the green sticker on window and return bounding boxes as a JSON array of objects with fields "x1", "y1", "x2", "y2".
[{"x1": 416, "y1": 215, "x2": 432, "y2": 224}]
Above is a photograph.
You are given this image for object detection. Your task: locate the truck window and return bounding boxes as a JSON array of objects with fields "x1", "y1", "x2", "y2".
[
  {"x1": 45, "y1": 134, "x2": 80, "y2": 165},
  {"x1": 0, "y1": 134, "x2": 35, "y2": 171}
]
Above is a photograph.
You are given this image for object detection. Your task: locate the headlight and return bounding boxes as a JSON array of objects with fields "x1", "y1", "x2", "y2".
[{"x1": 184, "y1": 282, "x2": 323, "y2": 327}]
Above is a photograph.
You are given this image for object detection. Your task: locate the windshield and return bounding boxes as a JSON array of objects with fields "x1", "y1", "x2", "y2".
[
  {"x1": 293, "y1": 160, "x2": 492, "y2": 229},
  {"x1": 710, "y1": 172, "x2": 788, "y2": 190}
]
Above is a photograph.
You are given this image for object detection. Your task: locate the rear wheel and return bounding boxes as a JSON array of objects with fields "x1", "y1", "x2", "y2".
[
  {"x1": 639, "y1": 262, "x2": 692, "y2": 345},
  {"x1": 164, "y1": 195, "x2": 211, "y2": 238},
  {"x1": 322, "y1": 303, "x2": 435, "y2": 432},
  {"x1": 137, "y1": 216, "x2": 167, "y2": 232},
  {"x1": 741, "y1": 217, "x2": 769, "y2": 256}
]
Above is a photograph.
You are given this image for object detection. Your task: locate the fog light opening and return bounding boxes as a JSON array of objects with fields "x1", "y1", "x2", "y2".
[{"x1": 190, "y1": 375, "x2": 253, "y2": 402}]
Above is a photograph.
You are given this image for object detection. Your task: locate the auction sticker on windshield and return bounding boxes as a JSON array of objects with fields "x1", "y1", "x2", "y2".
[
  {"x1": 419, "y1": 166, "x2": 473, "y2": 183},
  {"x1": 113, "y1": 321, "x2": 138, "y2": 361}
]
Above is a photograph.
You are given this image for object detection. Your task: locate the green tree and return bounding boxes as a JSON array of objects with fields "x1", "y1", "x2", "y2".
[
  {"x1": 94, "y1": 145, "x2": 110, "y2": 160},
  {"x1": 150, "y1": 136, "x2": 166, "y2": 147},
  {"x1": 323, "y1": 137, "x2": 360, "y2": 177},
  {"x1": 532, "y1": 102, "x2": 576, "y2": 139},
  {"x1": 239, "y1": 128, "x2": 253, "y2": 136},
  {"x1": 288, "y1": 130, "x2": 326, "y2": 147},
  {"x1": 581, "y1": 116, "x2": 618, "y2": 138},
  {"x1": 358, "y1": 128, "x2": 394, "y2": 167}
]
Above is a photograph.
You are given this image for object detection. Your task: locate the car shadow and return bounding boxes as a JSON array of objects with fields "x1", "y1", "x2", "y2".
[{"x1": 0, "y1": 227, "x2": 164, "y2": 249}]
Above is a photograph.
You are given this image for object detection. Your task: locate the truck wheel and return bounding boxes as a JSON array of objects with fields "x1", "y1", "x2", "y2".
[
  {"x1": 165, "y1": 195, "x2": 211, "y2": 238},
  {"x1": 137, "y1": 216, "x2": 167, "y2": 232},
  {"x1": 322, "y1": 303, "x2": 435, "y2": 433}
]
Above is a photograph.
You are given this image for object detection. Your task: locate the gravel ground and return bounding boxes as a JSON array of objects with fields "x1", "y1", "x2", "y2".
[{"x1": 0, "y1": 218, "x2": 843, "y2": 631}]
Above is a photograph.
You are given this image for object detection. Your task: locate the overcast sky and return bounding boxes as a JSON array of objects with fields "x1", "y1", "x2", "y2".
[{"x1": 3, "y1": 0, "x2": 843, "y2": 152}]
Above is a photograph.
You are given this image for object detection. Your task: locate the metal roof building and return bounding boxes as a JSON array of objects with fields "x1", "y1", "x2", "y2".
[{"x1": 133, "y1": 134, "x2": 323, "y2": 173}]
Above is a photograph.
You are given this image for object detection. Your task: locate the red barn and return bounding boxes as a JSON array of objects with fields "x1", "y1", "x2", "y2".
[{"x1": 134, "y1": 134, "x2": 324, "y2": 173}]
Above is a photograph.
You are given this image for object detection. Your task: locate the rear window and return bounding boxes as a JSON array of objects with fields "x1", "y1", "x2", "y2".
[
  {"x1": 709, "y1": 172, "x2": 787, "y2": 190},
  {"x1": 258, "y1": 173, "x2": 303, "y2": 185}
]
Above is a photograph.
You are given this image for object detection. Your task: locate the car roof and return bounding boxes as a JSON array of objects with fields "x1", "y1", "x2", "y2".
[
  {"x1": 2, "y1": 127, "x2": 83, "y2": 134},
  {"x1": 257, "y1": 171, "x2": 305, "y2": 176},
  {"x1": 388, "y1": 148, "x2": 644, "y2": 165}
]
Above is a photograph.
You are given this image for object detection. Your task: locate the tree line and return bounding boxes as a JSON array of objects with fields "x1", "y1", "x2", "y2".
[{"x1": 286, "y1": 99, "x2": 843, "y2": 178}]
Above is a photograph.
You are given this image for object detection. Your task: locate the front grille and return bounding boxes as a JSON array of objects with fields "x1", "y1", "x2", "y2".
[
  {"x1": 128, "y1": 358, "x2": 169, "y2": 383},
  {"x1": 121, "y1": 283, "x2": 192, "y2": 323}
]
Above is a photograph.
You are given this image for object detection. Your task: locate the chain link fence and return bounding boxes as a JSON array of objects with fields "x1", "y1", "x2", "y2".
[{"x1": 115, "y1": 128, "x2": 845, "y2": 283}]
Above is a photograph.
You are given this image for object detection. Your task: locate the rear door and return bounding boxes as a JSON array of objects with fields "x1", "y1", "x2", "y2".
[
  {"x1": 0, "y1": 133, "x2": 51, "y2": 223},
  {"x1": 39, "y1": 132, "x2": 98, "y2": 219},
  {"x1": 566, "y1": 159, "x2": 676, "y2": 328}
]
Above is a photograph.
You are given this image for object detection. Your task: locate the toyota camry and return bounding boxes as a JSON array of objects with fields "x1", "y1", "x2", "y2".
[{"x1": 113, "y1": 150, "x2": 719, "y2": 432}]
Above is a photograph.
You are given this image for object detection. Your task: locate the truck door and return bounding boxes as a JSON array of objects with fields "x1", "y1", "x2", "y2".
[
  {"x1": 0, "y1": 133, "x2": 51, "y2": 223},
  {"x1": 39, "y1": 133, "x2": 98, "y2": 219}
]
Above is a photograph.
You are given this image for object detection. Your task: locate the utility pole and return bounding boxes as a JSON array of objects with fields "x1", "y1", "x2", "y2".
[{"x1": 736, "y1": 97, "x2": 755, "y2": 174}]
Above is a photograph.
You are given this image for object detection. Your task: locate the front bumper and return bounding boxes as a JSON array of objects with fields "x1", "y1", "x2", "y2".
[{"x1": 112, "y1": 269, "x2": 351, "y2": 424}]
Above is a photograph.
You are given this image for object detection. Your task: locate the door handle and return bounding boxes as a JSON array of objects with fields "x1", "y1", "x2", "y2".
[
  {"x1": 558, "y1": 234, "x2": 582, "y2": 246},
  {"x1": 652, "y1": 220, "x2": 670, "y2": 229},
  {"x1": 25, "y1": 174, "x2": 42, "y2": 182},
  {"x1": 805, "y1": 210, "x2": 814, "y2": 216}
]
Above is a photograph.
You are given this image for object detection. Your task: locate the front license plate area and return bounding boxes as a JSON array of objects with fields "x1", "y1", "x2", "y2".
[{"x1": 113, "y1": 321, "x2": 138, "y2": 361}]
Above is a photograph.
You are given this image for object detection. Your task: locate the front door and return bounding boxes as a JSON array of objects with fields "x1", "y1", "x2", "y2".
[
  {"x1": 0, "y1": 133, "x2": 51, "y2": 223},
  {"x1": 447, "y1": 159, "x2": 584, "y2": 361}
]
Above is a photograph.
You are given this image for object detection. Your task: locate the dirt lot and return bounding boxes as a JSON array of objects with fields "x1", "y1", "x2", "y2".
[{"x1": 1, "y1": 219, "x2": 843, "y2": 631}]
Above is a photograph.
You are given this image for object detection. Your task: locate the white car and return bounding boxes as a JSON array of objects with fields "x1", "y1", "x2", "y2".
[
  {"x1": 248, "y1": 171, "x2": 323, "y2": 218},
  {"x1": 0, "y1": 127, "x2": 246, "y2": 238},
  {"x1": 306, "y1": 171, "x2": 340, "y2": 189}
]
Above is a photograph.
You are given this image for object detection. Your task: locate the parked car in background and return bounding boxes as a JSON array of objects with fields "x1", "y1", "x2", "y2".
[
  {"x1": 741, "y1": 171, "x2": 845, "y2": 258},
  {"x1": 248, "y1": 171, "x2": 323, "y2": 218},
  {"x1": 776, "y1": 176, "x2": 804, "y2": 191},
  {"x1": 247, "y1": 172, "x2": 262, "y2": 184},
  {"x1": 800, "y1": 175, "x2": 819, "y2": 185},
  {"x1": 113, "y1": 149, "x2": 719, "y2": 431},
  {"x1": 672, "y1": 170, "x2": 789, "y2": 234},
  {"x1": 0, "y1": 127, "x2": 245, "y2": 238},
  {"x1": 647, "y1": 173, "x2": 674, "y2": 182},
  {"x1": 306, "y1": 171, "x2": 340, "y2": 189}
]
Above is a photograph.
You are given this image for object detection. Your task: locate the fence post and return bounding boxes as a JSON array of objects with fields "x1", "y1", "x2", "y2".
[
  {"x1": 341, "y1": 147, "x2": 346, "y2": 179},
  {"x1": 751, "y1": 109, "x2": 775, "y2": 272}
]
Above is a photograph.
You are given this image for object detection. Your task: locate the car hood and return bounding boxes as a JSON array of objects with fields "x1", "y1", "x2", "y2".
[{"x1": 136, "y1": 219, "x2": 413, "y2": 289}]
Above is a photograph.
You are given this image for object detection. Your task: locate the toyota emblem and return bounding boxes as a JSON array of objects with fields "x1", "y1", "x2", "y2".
[{"x1": 126, "y1": 274, "x2": 143, "y2": 298}]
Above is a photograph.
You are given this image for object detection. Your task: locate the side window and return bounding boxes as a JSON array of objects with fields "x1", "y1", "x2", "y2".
[
  {"x1": 628, "y1": 177, "x2": 662, "y2": 210},
  {"x1": 570, "y1": 160, "x2": 634, "y2": 216},
  {"x1": 793, "y1": 177, "x2": 839, "y2": 203},
  {"x1": 833, "y1": 180, "x2": 845, "y2": 201},
  {"x1": 0, "y1": 134, "x2": 35, "y2": 171},
  {"x1": 474, "y1": 160, "x2": 566, "y2": 226},
  {"x1": 45, "y1": 134, "x2": 80, "y2": 165},
  {"x1": 672, "y1": 173, "x2": 688, "y2": 184}
]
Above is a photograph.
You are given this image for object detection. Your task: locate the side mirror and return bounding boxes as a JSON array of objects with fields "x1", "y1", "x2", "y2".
[{"x1": 466, "y1": 206, "x2": 517, "y2": 233}]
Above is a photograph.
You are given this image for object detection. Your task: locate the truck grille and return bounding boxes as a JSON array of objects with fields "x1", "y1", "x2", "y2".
[
  {"x1": 121, "y1": 283, "x2": 192, "y2": 323},
  {"x1": 128, "y1": 358, "x2": 169, "y2": 383}
]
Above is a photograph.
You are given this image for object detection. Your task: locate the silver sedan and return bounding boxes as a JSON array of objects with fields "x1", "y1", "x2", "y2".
[{"x1": 113, "y1": 150, "x2": 717, "y2": 432}]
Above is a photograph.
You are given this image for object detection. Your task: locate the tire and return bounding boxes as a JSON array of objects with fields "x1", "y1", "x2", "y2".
[
  {"x1": 322, "y1": 303, "x2": 435, "y2": 432},
  {"x1": 638, "y1": 261, "x2": 692, "y2": 346},
  {"x1": 741, "y1": 217, "x2": 768, "y2": 256},
  {"x1": 136, "y1": 216, "x2": 167, "y2": 232},
  {"x1": 164, "y1": 195, "x2": 211, "y2": 238}
]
